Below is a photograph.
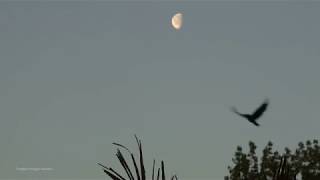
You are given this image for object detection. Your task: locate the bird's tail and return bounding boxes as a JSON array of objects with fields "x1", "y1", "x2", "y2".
[{"x1": 253, "y1": 121, "x2": 260, "y2": 126}]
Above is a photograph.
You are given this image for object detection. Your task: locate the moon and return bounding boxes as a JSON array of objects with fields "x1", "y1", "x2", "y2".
[{"x1": 171, "y1": 13, "x2": 183, "y2": 30}]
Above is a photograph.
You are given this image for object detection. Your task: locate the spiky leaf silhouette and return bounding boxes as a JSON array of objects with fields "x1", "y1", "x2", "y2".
[{"x1": 98, "y1": 135, "x2": 178, "y2": 180}]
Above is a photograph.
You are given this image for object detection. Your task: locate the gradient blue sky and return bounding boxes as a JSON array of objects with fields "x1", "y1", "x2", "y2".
[{"x1": 0, "y1": 1, "x2": 320, "y2": 180}]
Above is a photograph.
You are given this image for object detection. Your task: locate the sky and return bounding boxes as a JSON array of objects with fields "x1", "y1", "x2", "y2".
[{"x1": 0, "y1": 1, "x2": 320, "y2": 180}]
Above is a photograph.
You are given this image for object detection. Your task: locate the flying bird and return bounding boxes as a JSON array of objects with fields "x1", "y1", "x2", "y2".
[{"x1": 231, "y1": 99, "x2": 269, "y2": 126}]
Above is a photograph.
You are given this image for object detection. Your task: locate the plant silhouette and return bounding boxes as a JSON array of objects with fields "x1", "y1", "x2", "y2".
[
  {"x1": 225, "y1": 140, "x2": 320, "y2": 180},
  {"x1": 98, "y1": 135, "x2": 178, "y2": 180}
]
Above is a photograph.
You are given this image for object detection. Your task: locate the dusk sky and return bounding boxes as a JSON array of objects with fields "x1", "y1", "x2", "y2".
[{"x1": 0, "y1": 1, "x2": 320, "y2": 180}]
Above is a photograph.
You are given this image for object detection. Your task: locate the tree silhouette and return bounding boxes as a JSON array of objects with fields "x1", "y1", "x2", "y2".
[
  {"x1": 225, "y1": 140, "x2": 320, "y2": 180},
  {"x1": 272, "y1": 156, "x2": 294, "y2": 180}
]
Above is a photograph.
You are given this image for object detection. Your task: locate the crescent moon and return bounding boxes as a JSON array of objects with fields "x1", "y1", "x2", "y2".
[{"x1": 171, "y1": 13, "x2": 183, "y2": 30}]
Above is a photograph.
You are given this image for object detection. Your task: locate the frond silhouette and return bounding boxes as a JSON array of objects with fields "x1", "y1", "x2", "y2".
[{"x1": 98, "y1": 135, "x2": 178, "y2": 180}]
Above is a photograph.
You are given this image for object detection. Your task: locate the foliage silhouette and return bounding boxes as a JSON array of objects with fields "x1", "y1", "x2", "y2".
[
  {"x1": 98, "y1": 135, "x2": 178, "y2": 180},
  {"x1": 225, "y1": 140, "x2": 320, "y2": 180}
]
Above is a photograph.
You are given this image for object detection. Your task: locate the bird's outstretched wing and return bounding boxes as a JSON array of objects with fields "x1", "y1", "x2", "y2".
[
  {"x1": 251, "y1": 99, "x2": 269, "y2": 120},
  {"x1": 231, "y1": 107, "x2": 249, "y2": 118},
  {"x1": 230, "y1": 106, "x2": 240, "y2": 115}
]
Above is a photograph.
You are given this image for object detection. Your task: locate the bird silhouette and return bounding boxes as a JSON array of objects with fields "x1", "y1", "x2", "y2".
[{"x1": 231, "y1": 98, "x2": 269, "y2": 126}]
